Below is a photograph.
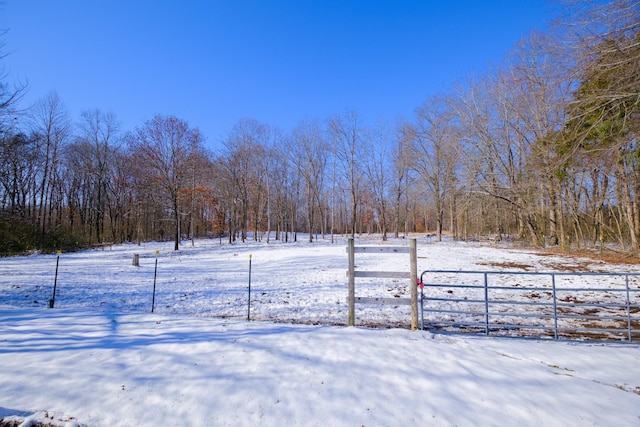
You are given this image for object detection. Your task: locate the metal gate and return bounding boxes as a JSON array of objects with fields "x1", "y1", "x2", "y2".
[{"x1": 419, "y1": 270, "x2": 640, "y2": 342}]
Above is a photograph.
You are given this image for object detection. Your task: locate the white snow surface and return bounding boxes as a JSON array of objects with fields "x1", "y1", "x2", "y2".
[{"x1": 0, "y1": 235, "x2": 639, "y2": 426}]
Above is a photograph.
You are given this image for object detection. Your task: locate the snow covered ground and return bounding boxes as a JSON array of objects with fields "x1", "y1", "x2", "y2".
[{"x1": 1, "y1": 235, "x2": 639, "y2": 426}]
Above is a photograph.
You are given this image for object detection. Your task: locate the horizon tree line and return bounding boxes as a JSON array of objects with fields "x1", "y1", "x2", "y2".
[{"x1": 0, "y1": 0, "x2": 639, "y2": 254}]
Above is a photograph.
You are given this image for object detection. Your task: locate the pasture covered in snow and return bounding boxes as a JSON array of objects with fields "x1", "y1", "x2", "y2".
[{"x1": 1, "y1": 235, "x2": 639, "y2": 426}]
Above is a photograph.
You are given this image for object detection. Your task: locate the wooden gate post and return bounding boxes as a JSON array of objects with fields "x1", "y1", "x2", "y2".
[
  {"x1": 347, "y1": 237, "x2": 355, "y2": 326},
  {"x1": 410, "y1": 238, "x2": 418, "y2": 330}
]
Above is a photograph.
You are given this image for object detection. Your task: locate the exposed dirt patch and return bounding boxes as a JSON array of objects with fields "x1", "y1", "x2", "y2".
[
  {"x1": 532, "y1": 247, "x2": 640, "y2": 266},
  {"x1": 476, "y1": 245, "x2": 640, "y2": 272},
  {"x1": 559, "y1": 295, "x2": 587, "y2": 304},
  {"x1": 540, "y1": 260, "x2": 604, "y2": 272},
  {"x1": 478, "y1": 261, "x2": 533, "y2": 270},
  {"x1": 1, "y1": 411, "x2": 83, "y2": 427}
]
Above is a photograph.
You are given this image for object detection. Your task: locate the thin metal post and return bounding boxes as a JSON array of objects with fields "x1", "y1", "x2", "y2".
[
  {"x1": 552, "y1": 273, "x2": 558, "y2": 339},
  {"x1": 347, "y1": 238, "x2": 355, "y2": 326},
  {"x1": 151, "y1": 257, "x2": 158, "y2": 313},
  {"x1": 420, "y1": 274, "x2": 425, "y2": 331},
  {"x1": 247, "y1": 254, "x2": 252, "y2": 321},
  {"x1": 625, "y1": 274, "x2": 632, "y2": 342},
  {"x1": 49, "y1": 254, "x2": 60, "y2": 308},
  {"x1": 484, "y1": 272, "x2": 489, "y2": 336}
]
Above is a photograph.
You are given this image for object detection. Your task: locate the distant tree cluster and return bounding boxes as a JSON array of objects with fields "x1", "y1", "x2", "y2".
[{"x1": 0, "y1": 0, "x2": 638, "y2": 254}]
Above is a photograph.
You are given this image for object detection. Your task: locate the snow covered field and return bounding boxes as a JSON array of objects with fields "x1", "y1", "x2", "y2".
[{"x1": 1, "y1": 236, "x2": 639, "y2": 426}]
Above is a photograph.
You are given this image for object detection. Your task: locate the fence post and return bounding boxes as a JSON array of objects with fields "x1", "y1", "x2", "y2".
[
  {"x1": 49, "y1": 254, "x2": 60, "y2": 308},
  {"x1": 247, "y1": 254, "x2": 252, "y2": 321},
  {"x1": 151, "y1": 257, "x2": 158, "y2": 313},
  {"x1": 484, "y1": 272, "x2": 489, "y2": 335},
  {"x1": 552, "y1": 273, "x2": 558, "y2": 339},
  {"x1": 410, "y1": 238, "x2": 418, "y2": 330},
  {"x1": 625, "y1": 274, "x2": 632, "y2": 342},
  {"x1": 348, "y1": 238, "x2": 355, "y2": 326}
]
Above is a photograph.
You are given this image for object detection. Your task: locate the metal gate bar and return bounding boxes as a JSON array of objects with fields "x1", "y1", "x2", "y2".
[{"x1": 419, "y1": 270, "x2": 640, "y2": 342}]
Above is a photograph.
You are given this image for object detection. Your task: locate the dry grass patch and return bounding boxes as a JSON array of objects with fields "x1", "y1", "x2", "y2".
[{"x1": 478, "y1": 261, "x2": 534, "y2": 270}]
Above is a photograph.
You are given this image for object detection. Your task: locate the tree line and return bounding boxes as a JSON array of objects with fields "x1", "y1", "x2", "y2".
[{"x1": 0, "y1": 0, "x2": 638, "y2": 254}]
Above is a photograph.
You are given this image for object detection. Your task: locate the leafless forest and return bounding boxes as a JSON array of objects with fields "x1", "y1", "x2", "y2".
[{"x1": 0, "y1": 1, "x2": 638, "y2": 254}]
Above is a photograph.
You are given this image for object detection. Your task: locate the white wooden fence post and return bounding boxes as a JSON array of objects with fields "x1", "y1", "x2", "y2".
[
  {"x1": 348, "y1": 237, "x2": 355, "y2": 326},
  {"x1": 410, "y1": 238, "x2": 418, "y2": 330}
]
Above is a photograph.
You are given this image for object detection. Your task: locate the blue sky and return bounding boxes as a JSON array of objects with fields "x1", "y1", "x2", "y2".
[{"x1": 2, "y1": 1, "x2": 556, "y2": 148}]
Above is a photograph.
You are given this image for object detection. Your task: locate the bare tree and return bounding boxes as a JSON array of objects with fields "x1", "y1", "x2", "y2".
[
  {"x1": 363, "y1": 122, "x2": 394, "y2": 240},
  {"x1": 30, "y1": 92, "x2": 70, "y2": 235},
  {"x1": 452, "y1": 66, "x2": 546, "y2": 245},
  {"x1": 0, "y1": 131, "x2": 37, "y2": 215},
  {"x1": 503, "y1": 31, "x2": 573, "y2": 248},
  {"x1": 409, "y1": 95, "x2": 460, "y2": 241},
  {"x1": 329, "y1": 110, "x2": 366, "y2": 238},
  {"x1": 0, "y1": 28, "x2": 26, "y2": 138},
  {"x1": 0, "y1": 24, "x2": 29, "y2": 227},
  {"x1": 130, "y1": 115, "x2": 204, "y2": 250},
  {"x1": 219, "y1": 118, "x2": 270, "y2": 243},
  {"x1": 390, "y1": 122, "x2": 413, "y2": 238},
  {"x1": 74, "y1": 109, "x2": 120, "y2": 243},
  {"x1": 288, "y1": 120, "x2": 328, "y2": 242},
  {"x1": 270, "y1": 133, "x2": 304, "y2": 242}
]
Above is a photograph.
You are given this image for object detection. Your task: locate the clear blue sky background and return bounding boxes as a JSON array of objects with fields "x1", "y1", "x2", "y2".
[{"x1": 2, "y1": 1, "x2": 556, "y2": 148}]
